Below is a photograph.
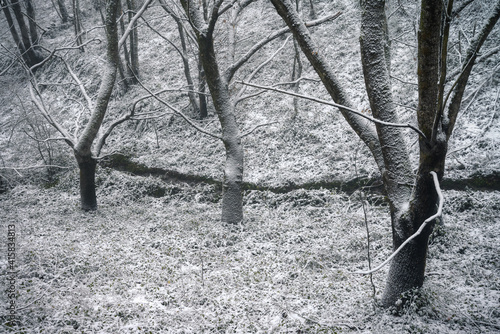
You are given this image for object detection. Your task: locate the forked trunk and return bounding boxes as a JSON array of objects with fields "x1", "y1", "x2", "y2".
[{"x1": 76, "y1": 154, "x2": 98, "y2": 211}]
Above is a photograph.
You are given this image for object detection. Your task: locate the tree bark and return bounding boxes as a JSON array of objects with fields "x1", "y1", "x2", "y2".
[
  {"x1": 57, "y1": 0, "x2": 69, "y2": 23},
  {"x1": 72, "y1": 0, "x2": 84, "y2": 52},
  {"x1": 75, "y1": 153, "x2": 98, "y2": 211},
  {"x1": 126, "y1": 0, "x2": 139, "y2": 81},
  {"x1": 25, "y1": 0, "x2": 39, "y2": 46},
  {"x1": 8, "y1": 0, "x2": 43, "y2": 66}
]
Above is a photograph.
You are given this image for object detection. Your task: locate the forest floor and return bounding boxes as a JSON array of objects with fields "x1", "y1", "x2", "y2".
[{"x1": 1, "y1": 171, "x2": 499, "y2": 333}]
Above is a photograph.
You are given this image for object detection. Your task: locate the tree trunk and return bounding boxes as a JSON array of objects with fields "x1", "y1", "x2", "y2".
[
  {"x1": 75, "y1": 154, "x2": 98, "y2": 211},
  {"x1": 182, "y1": 0, "x2": 244, "y2": 223},
  {"x1": 127, "y1": 0, "x2": 139, "y2": 82},
  {"x1": 72, "y1": 0, "x2": 84, "y2": 52},
  {"x1": 382, "y1": 149, "x2": 446, "y2": 306},
  {"x1": 25, "y1": 0, "x2": 39, "y2": 46},
  {"x1": 9, "y1": 0, "x2": 43, "y2": 66},
  {"x1": 57, "y1": 0, "x2": 69, "y2": 23},
  {"x1": 199, "y1": 39, "x2": 243, "y2": 223},
  {"x1": 198, "y1": 56, "x2": 208, "y2": 119},
  {"x1": 221, "y1": 129, "x2": 244, "y2": 224},
  {"x1": 1, "y1": 1, "x2": 26, "y2": 57}
]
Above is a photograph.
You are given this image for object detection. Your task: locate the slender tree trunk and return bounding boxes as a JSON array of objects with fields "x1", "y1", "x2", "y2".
[
  {"x1": 9, "y1": 0, "x2": 43, "y2": 66},
  {"x1": 177, "y1": 20, "x2": 200, "y2": 115},
  {"x1": 57, "y1": 0, "x2": 69, "y2": 23},
  {"x1": 308, "y1": 0, "x2": 316, "y2": 20},
  {"x1": 158, "y1": 0, "x2": 201, "y2": 115},
  {"x1": 25, "y1": 0, "x2": 39, "y2": 46},
  {"x1": 127, "y1": 0, "x2": 139, "y2": 81},
  {"x1": 1, "y1": 1, "x2": 26, "y2": 57},
  {"x1": 72, "y1": 0, "x2": 84, "y2": 52},
  {"x1": 117, "y1": 0, "x2": 132, "y2": 89},
  {"x1": 291, "y1": 0, "x2": 303, "y2": 120},
  {"x1": 75, "y1": 153, "x2": 98, "y2": 211}
]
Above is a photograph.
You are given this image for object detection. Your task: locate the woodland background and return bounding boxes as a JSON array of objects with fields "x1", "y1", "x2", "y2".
[{"x1": 0, "y1": 0, "x2": 499, "y2": 333}]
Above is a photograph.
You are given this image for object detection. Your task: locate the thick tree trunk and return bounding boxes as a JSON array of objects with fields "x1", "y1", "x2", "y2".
[
  {"x1": 382, "y1": 148, "x2": 446, "y2": 306},
  {"x1": 75, "y1": 154, "x2": 98, "y2": 211}
]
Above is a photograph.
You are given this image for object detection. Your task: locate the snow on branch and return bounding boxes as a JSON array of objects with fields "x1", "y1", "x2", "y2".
[
  {"x1": 355, "y1": 171, "x2": 444, "y2": 275},
  {"x1": 134, "y1": 75, "x2": 222, "y2": 140},
  {"x1": 237, "y1": 81, "x2": 427, "y2": 139}
]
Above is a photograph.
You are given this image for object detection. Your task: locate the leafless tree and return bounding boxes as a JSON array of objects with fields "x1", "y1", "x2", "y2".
[
  {"x1": 175, "y1": 0, "x2": 339, "y2": 224},
  {"x1": 269, "y1": 0, "x2": 500, "y2": 306},
  {"x1": 27, "y1": 0, "x2": 150, "y2": 211}
]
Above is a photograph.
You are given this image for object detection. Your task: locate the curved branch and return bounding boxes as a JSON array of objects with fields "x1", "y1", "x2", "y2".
[
  {"x1": 135, "y1": 75, "x2": 221, "y2": 140},
  {"x1": 355, "y1": 171, "x2": 443, "y2": 275},
  {"x1": 237, "y1": 81, "x2": 427, "y2": 139},
  {"x1": 226, "y1": 12, "x2": 342, "y2": 82}
]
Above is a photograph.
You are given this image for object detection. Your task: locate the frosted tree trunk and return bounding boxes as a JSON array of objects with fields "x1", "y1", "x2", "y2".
[
  {"x1": 181, "y1": 0, "x2": 244, "y2": 223},
  {"x1": 198, "y1": 35, "x2": 244, "y2": 224},
  {"x1": 72, "y1": 0, "x2": 119, "y2": 210}
]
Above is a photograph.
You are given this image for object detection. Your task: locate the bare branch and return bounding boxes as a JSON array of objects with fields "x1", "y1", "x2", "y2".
[
  {"x1": 134, "y1": 75, "x2": 222, "y2": 140},
  {"x1": 241, "y1": 121, "x2": 278, "y2": 138},
  {"x1": 355, "y1": 171, "x2": 443, "y2": 275},
  {"x1": 226, "y1": 12, "x2": 342, "y2": 81},
  {"x1": 235, "y1": 35, "x2": 292, "y2": 104},
  {"x1": 237, "y1": 81, "x2": 427, "y2": 139},
  {"x1": 29, "y1": 83, "x2": 75, "y2": 148},
  {"x1": 118, "y1": 0, "x2": 154, "y2": 49},
  {"x1": 62, "y1": 58, "x2": 93, "y2": 110}
]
